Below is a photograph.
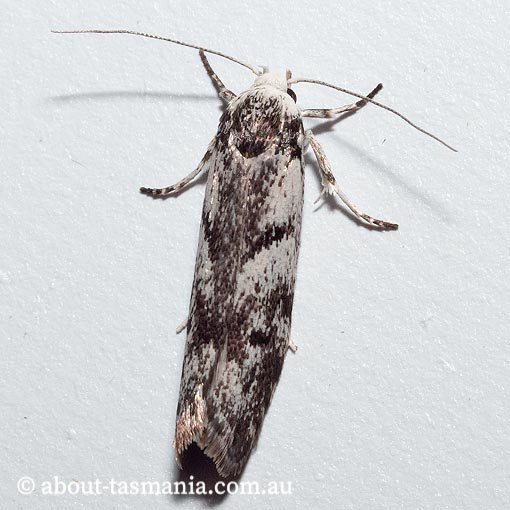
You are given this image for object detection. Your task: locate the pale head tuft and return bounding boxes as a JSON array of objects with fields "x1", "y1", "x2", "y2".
[{"x1": 253, "y1": 71, "x2": 289, "y2": 91}]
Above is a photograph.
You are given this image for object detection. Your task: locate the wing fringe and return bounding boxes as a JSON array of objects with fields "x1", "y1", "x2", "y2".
[{"x1": 174, "y1": 384, "x2": 247, "y2": 477}]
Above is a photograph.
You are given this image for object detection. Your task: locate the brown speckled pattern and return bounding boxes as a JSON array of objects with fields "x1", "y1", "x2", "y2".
[{"x1": 174, "y1": 85, "x2": 305, "y2": 477}]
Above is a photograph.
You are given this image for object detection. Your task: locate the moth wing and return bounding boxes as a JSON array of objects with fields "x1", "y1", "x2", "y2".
[
  {"x1": 201, "y1": 151, "x2": 304, "y2": 476},
  {"x1": 175, "y1": 90, "x2": 304, "y2": 477}
]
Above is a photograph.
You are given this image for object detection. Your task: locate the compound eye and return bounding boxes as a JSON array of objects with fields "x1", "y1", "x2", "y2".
[{"x1": 286, "y1": 88, "x2": 297, "y2": 102}]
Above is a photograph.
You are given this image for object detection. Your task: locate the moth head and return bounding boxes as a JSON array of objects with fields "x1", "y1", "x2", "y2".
[{"x1": 253, "y1": 68, "x2": 297, "y2": 102}]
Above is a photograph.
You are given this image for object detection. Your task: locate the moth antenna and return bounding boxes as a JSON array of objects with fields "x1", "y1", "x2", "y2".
[
  {"x1": 290, "y1": 77, "x2": 457, "y2": 152},
  {"x1": 51, "y1": 29, "x2": 262, "y2": 76}
]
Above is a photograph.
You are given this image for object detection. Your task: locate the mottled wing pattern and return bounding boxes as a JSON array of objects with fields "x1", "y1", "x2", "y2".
[{"x1": 174, "y1": 87, "x2": 304, "y2": 477}]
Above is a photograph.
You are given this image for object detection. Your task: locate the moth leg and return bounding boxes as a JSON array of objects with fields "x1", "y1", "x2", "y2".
[
  {"x1": 140, "y1": 145, "x2": 212, "y2": 197},
  {"x1": 176, "y1": 317, "x2": 188, "y2": 335},
  {"x1": 306, "y1": 130, "x2": 398, "y2": 230},
  {"x1": 199, "y1": 50, "x2": 236, "y2": 103},
  {"x1": 288, "y1": 338, "x2": 298, "y2": 353},
  {"x1": 301, "y1": 83, "x2": 382, "y2": 118}
]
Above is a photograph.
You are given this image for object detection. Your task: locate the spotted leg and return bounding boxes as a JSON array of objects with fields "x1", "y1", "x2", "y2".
[
  {"x1": 306, "y1": 130, "x2": 398, "y2": 230},
  {"x1": 140, "y1": 143, "x2": 213, "y2": 197},
  {"x1": 199, "y1": 50, "x2": 236, "y2": 103},
  {"x1": 301, "y1": 83, "x2": 382, "y2": 118}
]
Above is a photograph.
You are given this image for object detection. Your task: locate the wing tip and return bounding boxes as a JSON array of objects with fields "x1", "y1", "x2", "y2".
[{"x1": 174, "y1": 394, "x2": 246, "y2": 478}]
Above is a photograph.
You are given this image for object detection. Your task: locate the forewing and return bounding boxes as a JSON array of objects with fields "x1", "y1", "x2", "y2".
[{"x1": 175, "y1": 88, "x2": 304, "y2": 476}]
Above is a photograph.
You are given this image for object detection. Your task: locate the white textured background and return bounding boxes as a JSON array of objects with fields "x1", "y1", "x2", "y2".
[{"x1": 2, "y1": 1, "x2": 509, "y2": 508}]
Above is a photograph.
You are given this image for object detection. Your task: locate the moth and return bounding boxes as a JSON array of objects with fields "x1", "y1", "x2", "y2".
[{"x1": 52, "y1": 29, "x2": 455, "y2": 477}]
